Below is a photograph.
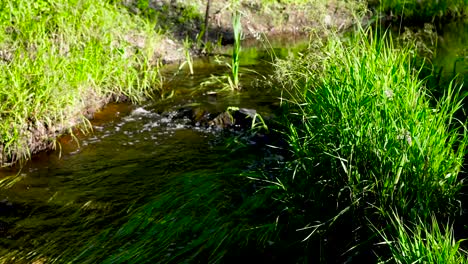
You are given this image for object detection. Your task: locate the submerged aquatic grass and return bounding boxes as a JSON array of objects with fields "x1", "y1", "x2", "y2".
[
  {"x1": 271, "y1": 25, "x2": 468, "y2": 258},
  {"x1": 11, "y1": 170, "x2": 278, "y2": 264},
  {"x1": 0, "y1": 0, "x2": 161, "y2": 166}
]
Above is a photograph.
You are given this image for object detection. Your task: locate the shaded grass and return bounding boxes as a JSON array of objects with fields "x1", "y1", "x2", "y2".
[
  {"x1": 0, "y1": 0, "x2": 161, "y2": 166},
  {"x1": 271, "y1": 25, "x2": 468, "y2": 259},
  {"x1": 373, "y1": 0, "x2": 468, "y2": 21}
]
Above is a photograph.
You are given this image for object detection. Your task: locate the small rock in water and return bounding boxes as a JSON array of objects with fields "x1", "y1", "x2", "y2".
[
  {"x1": 131, "y1": 107, "x2": 151, "y2": 116},
  {"x1": 209, "y1": 112, "x2": 234, "y2": 128}
]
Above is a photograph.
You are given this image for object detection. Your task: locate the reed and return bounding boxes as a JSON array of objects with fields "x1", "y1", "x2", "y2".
[
  {"x1": 180, "y1": 36, "x2": 194, "y2": 75},
  {"x1": 230, "y1": 8, "x2": 242, "y2": 90},
  {"x1": 203, "y1": 2, "x2": 243, "y2": 91}
]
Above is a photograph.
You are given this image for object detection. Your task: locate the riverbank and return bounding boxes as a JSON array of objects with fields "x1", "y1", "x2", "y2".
[
  {"x1": 2, "y1": 0, "x2": 466, "y2": 167},
  {"x1": 0, "y1": 0, "x2": 366, "y2": 167},
  {"x1": 0, "y1": 0, "x2": 163, "y2": 166},
  {"x1": 370, "y1": 0, "x2": 468, "y2": 23}
]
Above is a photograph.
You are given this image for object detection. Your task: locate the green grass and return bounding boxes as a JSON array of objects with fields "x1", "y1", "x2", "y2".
[
  {"x1": 199, "y1": 1, "x2": 243, "y2": 92},
  {"x1": 271, "y1": 25, "x2": 468, "y2": 258},
  {"x1": 180, "y1": 36, "x2": 194, "y2": 75},
  {"x1": 377, "y1": 213, "x2": 468, "y2": 263},
  {"x1": 0, "y1": 0, "x2": 161, "y2": 166},
  {"x1": 374, "y1": 0, "x2": 468, "y2": 20},
  {"x1": 229, "y1": 7, "x2": 242, "y2": 90}
]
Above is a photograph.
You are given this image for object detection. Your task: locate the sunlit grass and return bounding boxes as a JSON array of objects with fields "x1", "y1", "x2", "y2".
[
  {"x1": 229, "y1": 6, "x2": 242, "y2": 90},
  {"x1": 180, "y1": 36, "x2": 194, "y2": 75},
  {"x1": 0, "y1": 0, "x2": 161, "y2": 166},
  {"x1": 278, "y1": 25, "x2": 467, "y2": 220},
  {"x1": 376, "y1": 213, "x2": 468, "y2": 263},
  {"x1": 199, "y1": 1, "x2": 243, "y2": 92},
  {"x1": 271, "y1": 24, "x2": 468, "y2": 258}
]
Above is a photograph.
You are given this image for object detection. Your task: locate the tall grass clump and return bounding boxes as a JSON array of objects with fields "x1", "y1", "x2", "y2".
[
  {"x1": 375, "y1": 0, "x2": 468, "y2": 20},
  {"x1": 376, "y1": 213, "x2": 468, "y2": 263},
  {"x1": 271, "y1": 26, "x2": 468, "y2": 256},
  {"x1": 0, "y1": 0, "x2": 161, "y2": 166}
]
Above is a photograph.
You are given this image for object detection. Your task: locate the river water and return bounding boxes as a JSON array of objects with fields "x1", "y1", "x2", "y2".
[
  {"x1": 0, "y1": 20, "x2": 466, "y2": 263},
  {"x1": 0, "y1": 36, "x2": 308, "y2": 263}
]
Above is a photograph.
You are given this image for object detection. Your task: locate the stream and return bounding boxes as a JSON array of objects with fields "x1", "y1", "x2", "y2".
[
  {"x1": 0, "y1": 36, "x2": 308, "y2": 263},
  {"x1": 0, "y1": 19, "x2": 467, "y2": 263}
]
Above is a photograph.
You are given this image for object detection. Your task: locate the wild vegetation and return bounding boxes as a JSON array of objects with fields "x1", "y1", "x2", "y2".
[
  {"x1": 0, "y1": 0, "x2": 363, "y2": 166},
  {"x1": 270, "y1": 25, "x2": 468, "y2": 261},
  {"x1": 371, "y1": 0, "x2": 468, "y2": 21},
  {"x1": 0, "y1": 0, "x2": 161, "y2": 166},
  {"x1": 229, "y1": 6, "x2": 242, "y2": 90},
  {"x1": 378, "y1": 213, "x2": 468, "y2": 263},
  {"x1": 1, "y1": 0, "x2": 468, "y2": 263}
]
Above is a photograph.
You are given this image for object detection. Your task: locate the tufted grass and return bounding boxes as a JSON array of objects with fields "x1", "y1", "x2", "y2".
[
  {"x1": 271, "y1": 24, "x2": 468, "y2": 259},
  {"x1": 0, "y1": 0, "x2": 162, "y2": 166}
]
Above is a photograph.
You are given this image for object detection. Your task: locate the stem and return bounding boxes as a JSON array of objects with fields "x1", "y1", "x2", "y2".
[{"x1": 204, "y1": 0, "x2": 211, "y2": 44}]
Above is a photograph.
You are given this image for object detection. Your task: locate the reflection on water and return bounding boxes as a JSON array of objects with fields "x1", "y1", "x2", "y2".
[{"x1": 434, "y1": 18, "x2": 468, "y2": 84}]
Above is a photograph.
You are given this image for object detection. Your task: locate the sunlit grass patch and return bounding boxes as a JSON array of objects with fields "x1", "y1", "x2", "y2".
[
  {"x1": 0, "y1": 0, "x2": 162, "y2": 165},
  {"x1": 272, "y1": 25, "x2": 468, "y2": 258},
  {"x1": 376, "y1": 213, "x2": 468, "y2": 263}
]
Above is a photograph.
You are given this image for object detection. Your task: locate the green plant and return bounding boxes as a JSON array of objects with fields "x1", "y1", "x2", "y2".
[
  {"x1": 37, "y1": 170, "x2": 276, "y2": 263},
  {"x1": 0, "y1": 0, "x2": 161, "y2": 166},
  {"x1": 375, "y1": 0, "x2": 468, "y2": 21},
  {"x1": 229, "y1": 7, "x2": 242, "y2": 90},
  {"x1": 269, "y1": 25, "x2": 468, "y2": 259},
  {"x1": 199, "y1": 4, "x2": 243, "y2": 92},
  {"x1": 376, "y1": 213, "x2": 468, "y2": 263},
  {"x1": 180, "y1": 36, "x2": 194, "y2": 75}
]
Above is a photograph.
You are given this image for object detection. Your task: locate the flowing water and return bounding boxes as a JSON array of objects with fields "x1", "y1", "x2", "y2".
[
  {"x1": 0, "y1": 20, "x2": 467, "y2": 263},
  {"x1": 0, "y1": 36, "x2": 308, "y2": 263}
]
